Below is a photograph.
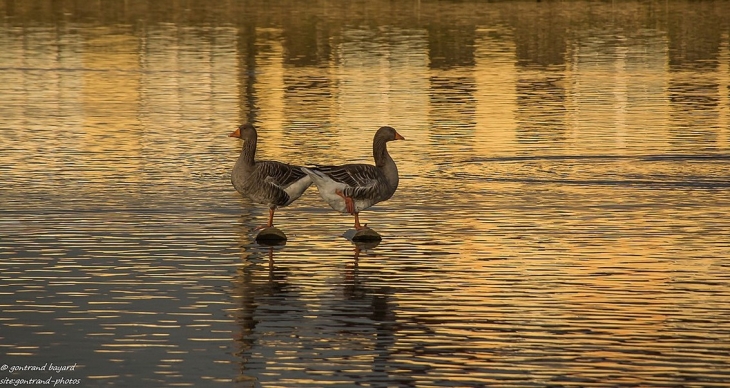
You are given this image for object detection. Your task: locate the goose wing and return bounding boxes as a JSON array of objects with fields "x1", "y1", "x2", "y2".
[
  {"x1": 259, "y1": 161, "x2": 308, "y2": 189},
  {"x1": 315, "y1": 164, "x2": 385, "y2": 200},
  {"x1": 248, "y1": 161, "x2": 307, "y2": 206}
]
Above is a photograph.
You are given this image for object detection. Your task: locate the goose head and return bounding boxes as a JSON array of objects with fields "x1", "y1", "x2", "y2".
[
  {"x1": 375, "y1": 126, "x2": 406, "y2": 142},
  {"x1": 228, "y1": 123, "x2": 257, "y2": 141}
]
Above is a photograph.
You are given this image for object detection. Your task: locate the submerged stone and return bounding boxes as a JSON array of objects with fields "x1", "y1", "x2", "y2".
[
  {"x1": 343, "y1": 227, "x2": 382, "y2": 242},
  {"x1": 255, "y1": 227, "x2": 287, "y2": 244}
]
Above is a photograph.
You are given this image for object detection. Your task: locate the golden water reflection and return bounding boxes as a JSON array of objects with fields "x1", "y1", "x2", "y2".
[{"x1": 2, "y1": 0, "x2": 730, "y2": 387}]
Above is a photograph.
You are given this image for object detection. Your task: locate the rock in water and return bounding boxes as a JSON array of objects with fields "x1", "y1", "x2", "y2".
[
  {"x1": 343, "y1": 227, "x2": 382, "y2": 242},
  {"x1": 255, "y1": 227, "x2": 287, "y2": 244}
]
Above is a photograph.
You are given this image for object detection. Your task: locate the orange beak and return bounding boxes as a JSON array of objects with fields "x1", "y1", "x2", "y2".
[
  {"x1": 394, "y1": 131, "x2": 405, "y2": 141},
  {"x1": 228, "y1": 128, "x2": 241, "y2": 138}
]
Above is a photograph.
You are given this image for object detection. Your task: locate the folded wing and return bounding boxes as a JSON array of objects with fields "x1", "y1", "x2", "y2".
[{"x1": 315, "y1": 164, "x2": 384, "y2": 200}]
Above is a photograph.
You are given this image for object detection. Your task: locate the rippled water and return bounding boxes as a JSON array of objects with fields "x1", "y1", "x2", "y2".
[{"x1": 2, "y1": 1, "x2": 730, "y2": 387}]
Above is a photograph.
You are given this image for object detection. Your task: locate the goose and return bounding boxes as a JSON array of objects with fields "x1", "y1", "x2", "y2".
[
  {"x1": 302, "y1": 126, "x2": 405, "y2": 230},
  {"x1": 229, "y1": 123, "x2": 312, "y2": 228}
]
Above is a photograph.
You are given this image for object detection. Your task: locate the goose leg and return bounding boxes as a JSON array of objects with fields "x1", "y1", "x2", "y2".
[
  {"x1": 336, "y1": 189, "x2": 356, "y2": 215},
  {"x1": 267, "y1": 207, "x2": 275, "y2": 227},
  {"x1": 335, "y1": 189, "x2": 365, "y2": 230},
  {"x1": 253, "y1": 208, "x2": 275, "y2": 231},
  {"x1": 353, "y1": 212, "x2": 366, "y2": 230}
]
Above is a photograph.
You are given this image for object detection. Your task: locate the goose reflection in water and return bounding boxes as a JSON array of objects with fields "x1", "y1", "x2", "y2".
[{"x1": 230, "y1": 236, "x2": 412, "y2": 386}]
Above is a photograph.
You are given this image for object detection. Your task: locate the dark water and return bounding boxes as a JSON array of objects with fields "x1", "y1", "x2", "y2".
[{"x1": 2, "y1": 1, "x2": 730, "y2": 386}]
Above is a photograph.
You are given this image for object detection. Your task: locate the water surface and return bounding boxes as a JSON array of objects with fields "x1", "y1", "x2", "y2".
[{"x1": 2, "y1": 1, "x2": 730, "y2": 387}]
